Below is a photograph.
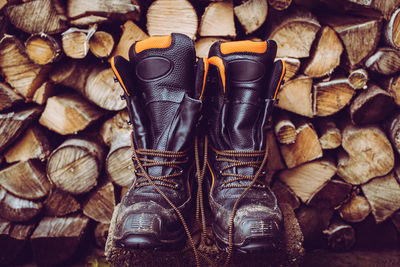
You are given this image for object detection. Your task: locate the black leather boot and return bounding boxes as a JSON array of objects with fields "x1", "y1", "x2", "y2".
[
  {"x1": 110, "y1": 33, "x2": 207, "y2": 250},
  {"x1": 204, "y1": 39, "x2": 285, "y2": 254}
]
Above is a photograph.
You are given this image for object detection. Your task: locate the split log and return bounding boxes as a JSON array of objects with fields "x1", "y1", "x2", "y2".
[
  {"x1": 382, "y1": 75, "x2": 400, "y2": 106},
  {"x1": 0, "y1": 160, "x2": 50, "y2": 200},
  {"x1": 337, "y1": 124, "x2": 394, "y2": 185},
  {"x1": 303, "y1": 26, "x2": 343, "y2": 78},
  {"x1": 44, "y1": 187, "x2": 80, "y2": 216},
  {"x1": 348, "y1": 68, "x2": 368, "y2": 90},
  {"x1": 4, "y1": 124, "x2": 51, "y2": 163},
  {"x1": 385, "y1": 112, "x2": 400, "y2": 155},
  {"x1": 94, "y1": 222, "x2": 110, "y2": 249},
  {"x1": 0, "y1": 219, "x2": 36, "y2": 266},
  {"x1": 278, "y1": 158, "x2": 336, "y2": 203},
  {"x1": 106, "y1": 130, "x2": 135, "y2": 187},
  {"x1": 0, "y1": 107, "x2": 41, "y2": 152},
  {"x1": 67, "y1": 0, "x2": 141, "y2": 25},
  {"x1": 32, "y1": 81, "x2": 54, "y2": 105},
  {"x1": 296, "y1": 205, "x2": 332, "y2": 248},
  {"x1": 272, "y1": 180, "x2": 301, "y2": 210},
  {"x1": 0, "y1": 0, "x2": 6, "y2": 10},
  {"x1": 277, "y1": 75, "x2": 313, "y2": 117},
  {"x1": 62, "y1": 26, "x2": 96, "y2": 59},
  {"x1": 199, "y1": 1, "x2": 236, "y2": 38},
  {"x1": 83, "y1": 182, "x2": 115, "y2": 224},
  {"x1": 268, "y1": 0, "x2": 292, "y2": 10},
  {"x1": 25, "y1": 33, "x2": 62, "y2": 65},
  {"x1": 321, "y1": 15, "x2": 381, "y2": 67},
  {"x1": 279, "y1": 119, "x2": 323, "y2": 168},
  {"x1": 322, "y1": 219, "x2": 355, "y2": 251},
  {"x1": 315, "y1": 118, "x2": 341, "y2": 150},
  {"x1": 47, "y1": 138, "x2": 105, "y2": 195},
  {"x1": 350, "y1": 84, "x2": 395, "y2": 125},
  {"x1": 313, "y1": 78, "x2": 355, "y2": 117},
  {"x1": 339, "y1": 194, "x2": 371, "y2": 223},
  {"x1": 147, "y1": 0, "x2": 198, "y2": 39},
  {"x1": 50, "y1": 60, "x2": 126, "y2": 111},
  {"x1": 100, "y1": 110, "x2": 131, "y2": 146},
  {"x1": 0, "y1": 187, "x2": 43, "y2": 222},
  {"x1": 0, "y1": 82, "x2": 23, "y2": 112},
  {"x1": 361, "y1": 171, "x2": 400, "y2": 223},
  {"x1": 39, "y1": 94, "x2": 104, "y2": 135},
  {"x1": 385, "y1": 8, "x2": 400, "y2": 49},
  {"x1": 365, "y1": 47, "x2": 400, "y2": 75},
  {"x1": 5, "y1": 0, "x2": 67, "y2": 34},
  {"x1": 100, "y1": 110, "x2": 131, "y2": 147},
  {"x1": 109, "y1": 20, "x2": 148, "y2": 60},
  {"x1": 277, "y1": 57, "x2": 300, "y2": 81},
  {"x1": 307, "y1": 179, "x2": 352, "y2": 209},
  {"x1": 195, "y1": 37, "x2": 228, "y2": 58},
  {"x1": 274, "y1": 111, "x2": 297, "y2": 144},
  {"x1": 89, "y1": 31, "x2": 114, "y2": 58},
  {"x1": 30, "y1": 214, "x2": 90, "y2": 266},
  {"x1": 233, "y1": 0, "x2": 268, "y2": 35},
  {"x1": 0, "y1": 35, "x2": 49, "y2": 99},
  {"x1": 266, "y1": 8, "x2": 320, "y2": 58}
]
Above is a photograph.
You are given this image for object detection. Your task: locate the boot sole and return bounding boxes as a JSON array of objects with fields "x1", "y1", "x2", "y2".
[
  {"x1": 212, "y1": 224, "x2": 281, "y2": 254},
  {"x1": 115, "y1": 232, "x2": 186, "y2": 251}
]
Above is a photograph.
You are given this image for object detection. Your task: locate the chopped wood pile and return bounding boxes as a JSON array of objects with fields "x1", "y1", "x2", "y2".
[{"x1": 1, "y1": 0, "x2": 400, "y2": 265}]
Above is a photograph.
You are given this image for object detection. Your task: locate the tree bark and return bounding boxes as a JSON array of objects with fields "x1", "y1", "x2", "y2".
[{"x1": 25, "y1": 33, "x2": 62, "y2": 65}]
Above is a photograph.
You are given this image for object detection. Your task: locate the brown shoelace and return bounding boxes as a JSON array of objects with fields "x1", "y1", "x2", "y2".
[
  {"x1": 210, "y1": 145, "x2": 269, "y2": 267},
  {"x1": 130, "y1": 134, "x2": 201, "y2": 267}
]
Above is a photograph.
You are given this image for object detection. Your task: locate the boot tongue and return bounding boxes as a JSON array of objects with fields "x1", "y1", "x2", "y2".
[{"x1": 223, "y1": 58, "x2": 267, "y2": 151}]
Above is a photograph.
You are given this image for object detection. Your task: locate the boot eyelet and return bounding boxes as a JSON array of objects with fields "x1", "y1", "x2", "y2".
[
  {"x1": 179, "y1": 169, "x2": 184, "y2": 173},
  {"x1": 219, "y1": 170, "x2": 223, "y2": 174},
  {"x1": 174, "y1": 184, "x2": 180, "y2": 189},
  {"x1": 261, "y1": 171, "x2": 266, "y2": 175}
]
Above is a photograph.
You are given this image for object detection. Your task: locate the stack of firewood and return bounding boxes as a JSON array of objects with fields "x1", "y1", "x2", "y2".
[{"x1": 1, "y1": 0, "x2": 400, "y2": 265}]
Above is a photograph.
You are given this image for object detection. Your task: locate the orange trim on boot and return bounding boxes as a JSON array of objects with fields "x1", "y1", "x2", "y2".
[
  {"x1": 220, "y1": 40, "x2": 267, "y2": 54},
  {"x1": 135, "y1": 35, "x2": 172, "y2": 54},
  {"x1": 208, "y1": 56, "x2": 226, "y2": 93},
  {"x1": 199, "y1": 58, "x2": 209, "y2": 100},
  {"x1": 273, "y1": 60, "x2": 286, "y2": 100},
  {"x1": 110, "y1": 57, "x2": 130, "y2": 97}
]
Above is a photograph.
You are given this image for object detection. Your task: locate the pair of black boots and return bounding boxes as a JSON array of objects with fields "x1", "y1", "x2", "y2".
[{"x1": 111, "y1": 33, "x2": 285, "y2": 257}]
